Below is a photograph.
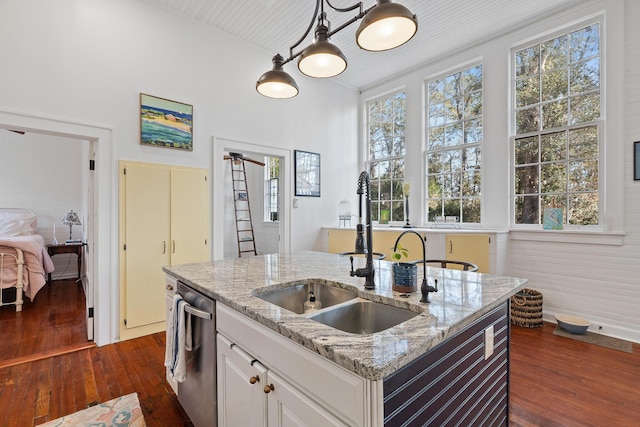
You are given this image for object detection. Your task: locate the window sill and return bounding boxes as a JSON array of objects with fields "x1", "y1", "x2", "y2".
[{"x1": 509, "y1": 229, "x2": 625, "y2": 246}]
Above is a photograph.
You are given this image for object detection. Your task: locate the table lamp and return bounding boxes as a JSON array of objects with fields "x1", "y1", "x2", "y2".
[{"x1": 62, "y1": 210, "x2": 82, "y2": 243}]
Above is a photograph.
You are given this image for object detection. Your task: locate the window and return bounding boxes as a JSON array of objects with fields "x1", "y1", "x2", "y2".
[
  {"x1": 264, "y1": 156, "x2": 280, "y2": 222},
  {"x1": 425, "y1": 64, "x2": 483, "y2": 224},
  {"x1": 366, "y1": 91, "x2": 406, "y2": 223},
  {"x1": 513, "y1": 23, "x2": 600, "y2": 226}
]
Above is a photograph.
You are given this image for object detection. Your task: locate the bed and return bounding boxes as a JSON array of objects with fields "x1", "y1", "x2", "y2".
[{"x1": 0, "y1": 208, "x2": 55, "y2": 312}]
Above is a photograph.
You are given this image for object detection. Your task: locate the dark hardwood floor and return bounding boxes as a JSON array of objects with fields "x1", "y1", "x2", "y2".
[
  {"x1": 0, "y1": 278, "x2": 93, "y2": 369},
  {"x1": 1, "y1": 288, "x2": 638, "y2": 426},
  {"x1": 509, "y1": 323, "x2": 640, "y2": 427}
]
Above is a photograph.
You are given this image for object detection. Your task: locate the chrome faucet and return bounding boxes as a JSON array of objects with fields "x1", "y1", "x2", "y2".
[
  {"x1": 392, "y1": 230, "x2": 438, "y2": 303},
  {"x1": 349, "y1": 171, "x2": 375, "y2": 289}
]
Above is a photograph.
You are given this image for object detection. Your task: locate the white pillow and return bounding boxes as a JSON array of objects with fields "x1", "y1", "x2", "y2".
[{"x1": 0, "y1": 208, "x2": 38, "y2": 236}]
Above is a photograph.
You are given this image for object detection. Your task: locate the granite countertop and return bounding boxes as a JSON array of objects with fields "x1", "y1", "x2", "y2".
[{"x1": 163, "y1": 251, "x2": 527, "y2": 380}]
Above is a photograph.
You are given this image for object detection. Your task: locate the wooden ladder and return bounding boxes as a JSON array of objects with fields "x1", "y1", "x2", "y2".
[{"x1": 229, "y1": 157, "x2": 257, "y2": 257}]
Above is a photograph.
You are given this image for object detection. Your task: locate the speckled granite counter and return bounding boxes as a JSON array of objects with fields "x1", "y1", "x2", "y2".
[{"x1": 163, "y1": 251, "x2": 526, "y2": 380}]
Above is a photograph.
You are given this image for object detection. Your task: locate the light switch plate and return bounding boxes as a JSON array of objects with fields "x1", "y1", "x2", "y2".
[{"x1": 484, "y1": 325, "x2": 494, "y2": 360}]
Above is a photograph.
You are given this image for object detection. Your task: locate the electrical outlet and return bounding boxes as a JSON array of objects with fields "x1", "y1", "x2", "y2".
[{"x1": 484, "y1": 325, "x2": 494, "y2": 360}]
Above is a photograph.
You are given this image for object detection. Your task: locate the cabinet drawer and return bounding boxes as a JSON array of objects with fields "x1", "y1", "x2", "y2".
[{"x1": 217, "y1": 304, "x2": 366, "y2": 426}]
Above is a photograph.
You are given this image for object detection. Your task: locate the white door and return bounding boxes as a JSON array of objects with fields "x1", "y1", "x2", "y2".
[
  {"x1": 217, "y1": 334, "x2": 267, "y2": 427},
  {"x1": 266, "y1": 371, "x2": 345, "y2": 427},
  {"x1": 85, "y1": 141, "x2": 96, "y2": 340}
]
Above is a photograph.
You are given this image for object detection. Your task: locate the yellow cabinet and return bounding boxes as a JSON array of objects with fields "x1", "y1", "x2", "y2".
[
  {"x1": 119, "y1": 161, "x2": 209, "y2": 340},
  {"x1": 327, "y1": 229, "x2": 426, "y2": 262},
  {"x1": 446, "y1": 234, "x2": 490, "y2": 273},
  {"x1": 169, "y1": 167, "x2": 209, "y2": 265},
  {"x1": 327, "y1": 229, "x2": 356, "y2": 254}
]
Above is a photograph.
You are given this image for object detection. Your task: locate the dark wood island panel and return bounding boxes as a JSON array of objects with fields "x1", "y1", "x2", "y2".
[{"x1": 384, "y1": 302, "x2": 509, "y2": 426}]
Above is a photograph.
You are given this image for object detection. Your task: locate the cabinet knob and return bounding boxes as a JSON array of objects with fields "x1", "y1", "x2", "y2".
[
  {"x1": 166, "y1": 284, "x2": 174, "y2": 291},
  {"x1": 249, "y1": 375, "x2": 259, "y2": 384},
  {"x1": 263, "y1": 384, "x2": 274, "y2": 394}
]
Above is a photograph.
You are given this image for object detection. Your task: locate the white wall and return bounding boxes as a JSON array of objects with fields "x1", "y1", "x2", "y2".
[
  {"x1": 0, "y1": 0, "x2": 358, "y2": 344},
  {"x1": 222, "y1": 155, "x2": 279, "y2": 258},
  {"x1": 360, "y1": 0, "x2": 639, "y2": 343},
  {"x1": 0, "y1": 131, "x2": 84, "y2": 279}
]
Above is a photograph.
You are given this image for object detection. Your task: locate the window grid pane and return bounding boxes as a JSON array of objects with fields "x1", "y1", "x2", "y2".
[
  {"x1": 425, "y1": 64, "x2": 483, "y2": 224},
  {"x1": 263, "y1": 157, "x2": 280, "y2": 222},
  {"x1": 513, "y1": 23, "x2": 600, "y2": 226},
  {"x1": 367, "y1": 91, "x2": 406, "y2": 222}
]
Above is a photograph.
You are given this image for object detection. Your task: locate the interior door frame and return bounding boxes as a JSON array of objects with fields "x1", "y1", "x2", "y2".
[
  {"x1": 0, "y1": 110, "x2": 114, "y2": 346},
  {"x1": 212, "y1": 136, "x2": 291, "y2": 260}
]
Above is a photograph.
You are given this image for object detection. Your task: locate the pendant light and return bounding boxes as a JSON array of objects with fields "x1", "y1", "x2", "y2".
[
  {"x1": 256, "y1": 54, "x2": 299, "y2": 99},
  {"x1": 356, "y1": 0, "x2": 418, "y2": 51},
  {"x1": 298, "y1": 19, "x2": 347, "y2": 78},
  {"x1": 256, "y1": 0, "x2": 418, "y2": 98}
]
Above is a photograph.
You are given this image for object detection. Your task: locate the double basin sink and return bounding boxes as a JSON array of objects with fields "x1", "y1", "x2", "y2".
[{"x1": 254, "y1": 279, "x2": 419, "y2": 335}]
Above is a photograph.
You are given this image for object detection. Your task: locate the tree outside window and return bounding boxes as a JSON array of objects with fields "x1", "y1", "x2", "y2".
[
  {"x1": 425, "y1": 64, "x2": 483, "y2": 224},
  {"x1": 513, "y1": 23, "x2": 600, "y2": 226},
  {"x1": 366, "y1": 91, "x2": 406, "y2": 223}
]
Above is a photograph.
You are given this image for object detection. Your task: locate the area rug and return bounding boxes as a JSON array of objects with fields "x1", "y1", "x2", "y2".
[
  {"x1": 37, "y1": 392, "x2": 145, "y2": 426},
  {"x1": 554, "y1": 327, "x2": 633, "y2": 353}
]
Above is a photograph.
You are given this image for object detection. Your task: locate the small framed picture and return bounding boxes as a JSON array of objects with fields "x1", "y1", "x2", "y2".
[
  {"x1": 635, "y1": 141, "x2": 640, "y2": 180},
  {"x1": 543, "y1": 207, "x2": 563, "y2": 230},
  {"x1": 295, "y1": 150, "x2": 320, "y2": 197},
  {"x1": 140, "y1": 93, "x2": 193, "y2": 151}
]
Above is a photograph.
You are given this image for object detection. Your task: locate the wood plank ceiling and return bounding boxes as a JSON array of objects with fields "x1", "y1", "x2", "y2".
[{"x1": 137, "y1": 0, "x2": 581, "y2": 90}]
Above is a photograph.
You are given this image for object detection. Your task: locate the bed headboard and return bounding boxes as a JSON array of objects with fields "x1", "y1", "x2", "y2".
[{"x1": 0, "y1": 208, "x2": 38, "y2": 237}]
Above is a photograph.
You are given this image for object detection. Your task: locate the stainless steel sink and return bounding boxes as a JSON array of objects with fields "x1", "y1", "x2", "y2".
[
  {"x1": 254, "y1": 279, "x2": 358, "y2": 314},
  {"x1": 308, "y1": 300, "x2": 419, "y2": 334}
]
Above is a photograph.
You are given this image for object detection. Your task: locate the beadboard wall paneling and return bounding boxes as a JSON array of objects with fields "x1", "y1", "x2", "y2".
[{"x1": 510, "y1": 1, "x2": 640, "y2": 343}]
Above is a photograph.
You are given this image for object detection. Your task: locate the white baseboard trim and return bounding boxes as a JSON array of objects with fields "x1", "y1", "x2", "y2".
[{"x1": 542, "y1": 312, "x2": 639, "y2": 345}]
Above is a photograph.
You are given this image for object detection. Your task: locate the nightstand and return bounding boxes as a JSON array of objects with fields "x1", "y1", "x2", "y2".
[{"x1": 46, "y1": 243, "x2": 85, "y2": 284}]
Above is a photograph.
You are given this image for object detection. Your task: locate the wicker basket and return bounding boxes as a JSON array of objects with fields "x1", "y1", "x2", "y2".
[{"x1": 510, "y1": 288, "x2": 543, "y2": 328}]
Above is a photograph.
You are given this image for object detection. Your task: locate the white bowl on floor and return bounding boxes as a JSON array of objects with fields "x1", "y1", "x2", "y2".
[{"x1": 555, "y1": 314, "x2": 590, "y2": 334}]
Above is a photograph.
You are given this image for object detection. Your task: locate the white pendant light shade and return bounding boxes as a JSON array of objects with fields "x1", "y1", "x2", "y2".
[
  {"x1": 256, "y1": 54, "x2": 299, "y2": 99},
  {"x1": 298, "y1": 43, "x2": 347, "y2": 78},
  {"x1": 298, "y1": 24, "x2": 347, "y2": 78},
  {"x1": 356, "y1": 0, "x2": 418, "y2": 52}
]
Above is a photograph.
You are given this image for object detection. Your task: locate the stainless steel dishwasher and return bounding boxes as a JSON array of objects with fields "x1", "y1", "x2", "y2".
[{"x1": 176, "y1": 281, "x2": 216, "y2": 427}]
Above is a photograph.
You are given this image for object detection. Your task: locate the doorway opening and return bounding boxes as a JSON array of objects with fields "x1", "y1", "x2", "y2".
[
  {"x1": 0, "y1": 110, "x2": 114, "y2": 351},
  {"x1": 212, "y1": 137, "x2": 291, "y2": 260}
]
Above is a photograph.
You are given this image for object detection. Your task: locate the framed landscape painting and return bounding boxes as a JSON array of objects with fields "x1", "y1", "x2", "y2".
[{"x1": 140, "y1": 93, "x2": 193, "y2": 151}]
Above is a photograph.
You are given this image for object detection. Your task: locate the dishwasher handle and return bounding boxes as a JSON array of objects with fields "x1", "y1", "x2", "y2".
[{"x1": 184, "y1": 304, "x2": 213, "y2": 320}]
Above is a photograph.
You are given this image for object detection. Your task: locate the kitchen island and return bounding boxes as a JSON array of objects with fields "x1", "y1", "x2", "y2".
[{"x1": 165, "y1": 251, "x2": 527, "y2": 426}]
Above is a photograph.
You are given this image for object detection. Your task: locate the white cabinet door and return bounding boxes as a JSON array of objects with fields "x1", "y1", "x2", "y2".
[
  {"x1": 266, "y1": 370, "x2": 346, "y2": 427},
  {"x1": 217, "y1": 334, "x2": 268, "y2": 427}
]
